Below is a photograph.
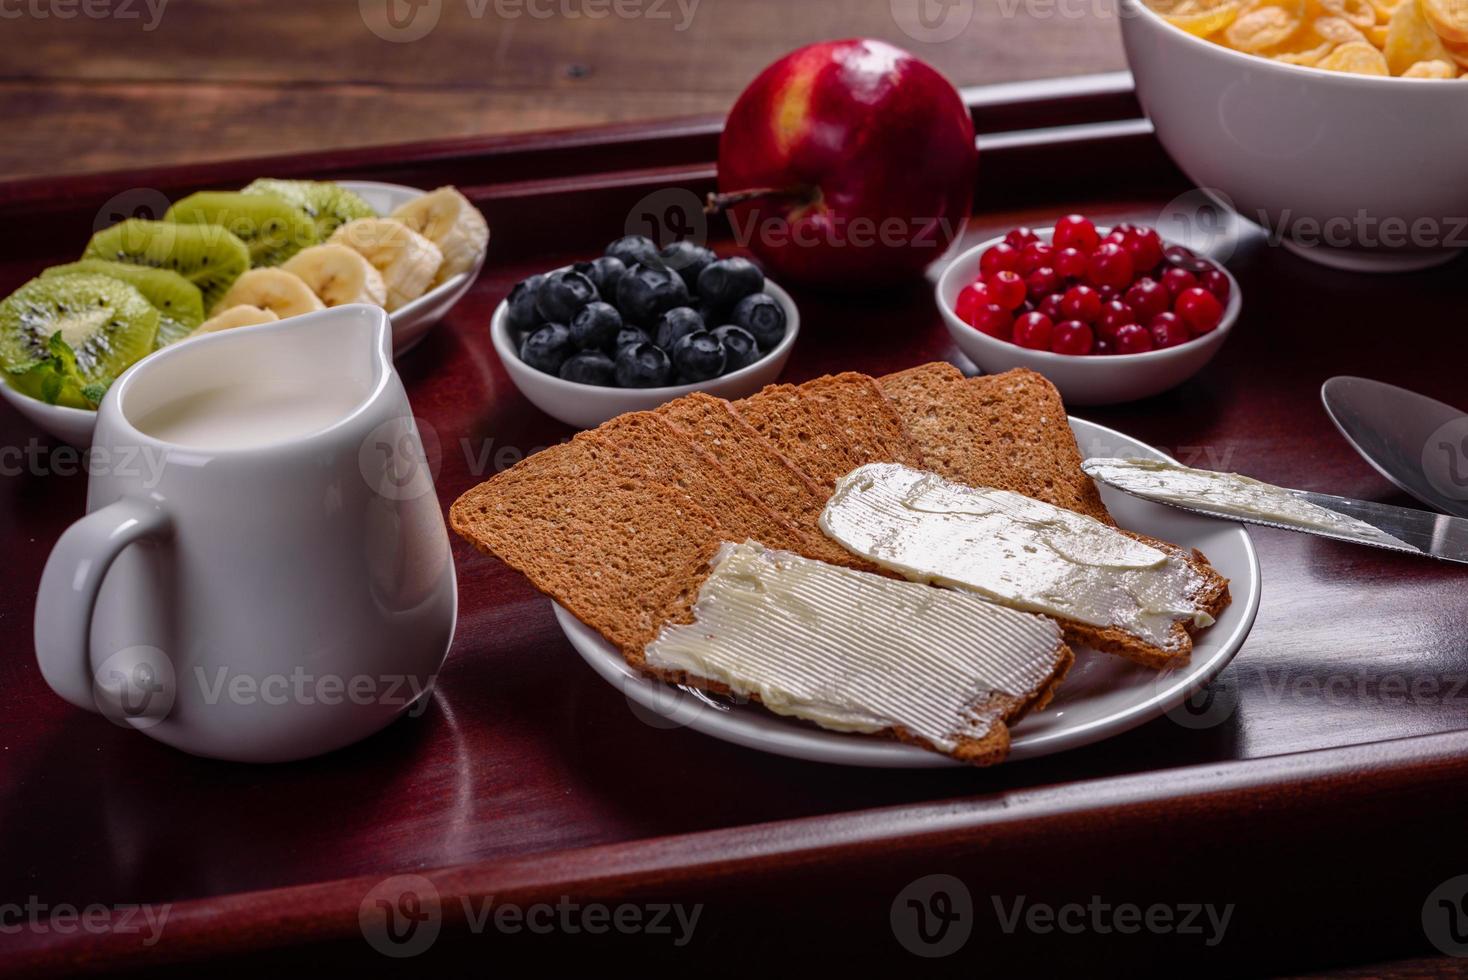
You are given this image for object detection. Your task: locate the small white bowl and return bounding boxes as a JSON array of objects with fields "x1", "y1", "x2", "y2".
[
  {"x1": 0, "y1": 180, "x2": 483, "y2": 447},
  {"x1": 491, "y1": 278, "x2": 799, "y2": 430},
  {"x1": 1120, "y1": 0, "x2": 1468, "y2": 272},
  {"x1": 937, "y1": 228, "x2": 1240, "y2": 406}
]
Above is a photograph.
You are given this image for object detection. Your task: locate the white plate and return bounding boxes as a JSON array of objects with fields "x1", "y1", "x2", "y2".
[
  {"x1": 556, "y1": 416, "x2": 1261, "y2": 768},
  {"x1": 0, "y1": 180, "x2": 482, "y2": 448}
]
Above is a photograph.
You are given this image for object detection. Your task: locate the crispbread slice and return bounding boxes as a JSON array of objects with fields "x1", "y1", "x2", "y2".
[
  {"x1": 732, "y1": 383, "x2": 866, "y2": 489},
  {"x1": 880, "y1": 364, "x2": 1115, "y2": 525},
  {"x1": 1064, "y1": 535, "x2": 1232, "y2": 669},
  {"x1": 449, "y1": 471, "x2": 719, "y2": 657},
  {"x1": 798, "y1": 372, "x2": 925, "y2": 468},
  {"x1": 657, "y1": 393, "x2": 871, "y2": 570},
  {"x1": 588, "y1": 411, "x2": 813, "y2": 555}
]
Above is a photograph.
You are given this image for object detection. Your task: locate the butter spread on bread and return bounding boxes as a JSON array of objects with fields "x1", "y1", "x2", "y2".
[
  {"x1": 822, "y1": 463, "x2": 1214, "y2": 652},
  {"x1": 645, "y1": 541, "x2": 1071, "y2": 759}
]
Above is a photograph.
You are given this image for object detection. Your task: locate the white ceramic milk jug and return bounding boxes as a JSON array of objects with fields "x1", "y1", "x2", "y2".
[{"x1": 35, "y1": 305, "x2": 456, "y2": 762}]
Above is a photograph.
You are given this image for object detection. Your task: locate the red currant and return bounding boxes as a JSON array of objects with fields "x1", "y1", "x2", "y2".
[
  {"x1": 1055, "y1": 246, "x2": 1088, "y2": 280},
  {"x1": 1004, "y1": 227, "x2": 1039, "y2": 249},
  {"x1": 1037, "y1": 292, "x2": 1066, "y2": 321},
  {"x1": 1201, "y1": 266, "x2": 1230, "y2": 302},
  {"x1": 1123, "y1": 277, "x2": 1169, "y2": 323},
  {"x1": 1096, "y1": 300, "x2": 1135, "y2": 341},
  {"x1": 1053, "y1": 214, "x2": 1100, "y2": 252},
  {"x1": 1012, "y1": 312, "x2": 1054, "y2": 350},
  {"x1": 986, "y1": 270, "x2": 1027, "y2": 311},
  {"x1": 1161, "y1": 266, "x2": 1198, "y2": 300},
  {"x1": 1052, "y1": 319, "x2": 1094, "y2": 356},
  {"x1": 1018, "y1": 241, "x2": 1054, "y2": 275},
  {"x1": 1114, "y1": 322, "x2": 1154, "y2": 354},
  {"x1": 1087, "y1": 242, "x2": 1134, "y2": 290},
  {"x1": 1025, "y1": 266, "x2": 1061, "y2": 300},
  {"x1": 1175, "y1": 287, "x2": 1225, "y2": 336},
  {"x1": 955, "y1": 282, "x2": 989, "y2": 324},
  {"x1": 980, "y1": 243, "x2": 1021, "y2": 277},
  {"x1": 971, "y1": 303, "x2": 1014, "y2": 341},
  {"x1": 1060, "y1": 285, "x2": 1102, "y2": 323},
  {"x1": 1123, "y1": 227, "x2": 1165, "y2": 275},
  {"x1": 1149, "y1": 312, "x2": 1191, "y2": 349},
  {"x1": 1093, "y1": 338, "x2": 1114, "y2": 356}
]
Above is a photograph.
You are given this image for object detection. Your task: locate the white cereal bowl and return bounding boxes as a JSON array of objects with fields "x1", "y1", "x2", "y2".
[
  {"x1": 937, "y1": 228, "x2": 1240, "y2": 406},
  {"x1": 1119, "y1": 0, "x2": 1468, "y2": 272},
  {"x1": 0, "y1": 180, "x2": 483, "y2": 447},
  {"x1": 490, "y1": 278, "x2": 800, "y2": 430}
]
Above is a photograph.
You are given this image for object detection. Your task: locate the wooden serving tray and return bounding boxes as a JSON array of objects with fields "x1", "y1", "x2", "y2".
[{"x1": 3, "y1": 73, "x2": 1466, "y2": 977}]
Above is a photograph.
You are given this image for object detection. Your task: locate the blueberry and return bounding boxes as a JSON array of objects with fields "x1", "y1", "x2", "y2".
[
  {"x1": 711, "y1": 325, "x2": 759, "y2": 372},
  {"x1": 575, "y1": 256, "x2": 627, "y2": 298},
  {"x1": 653, "y1": 306, "x2": 704, "y2": 350},
  {"x1": 732, "y1": 292, "x2": 786, "y2": 349},
  {"x1": 535, "y1": 269, "x2": 599, "y2": 323},
  {"x1": 671, "y1": 330, "x2": 726, "y2": 383},
  {"x1": 519, "y1": 322, "x2": 575, "y2": 375},
  {"x1": 614, "y1": 342, "x2": 674, "y2": 388},
  {"x1": 569, "y1": 301, "x2": 623, "y2": 352},
  {"x1": 696, "y1": 257, "x2": 763, "y2": 310},
  {"x1": 659, "y1": 240, "x2": 716, "y2": 291},
  {"x1": 614, "y1": 325, "x2": 651, "y2": 351},
  {"x1": 615, "y1": 263, "x2": 690, "y2": 326},
  {"x1": 606, "y1": 235, "x2": 662, "y2": 271},
  {"x1": 558, "y1": 350, "x2": 617, "y2": 386},
  {"x1": 506, "y1": 274, "x2": 545, "y2": 332}
]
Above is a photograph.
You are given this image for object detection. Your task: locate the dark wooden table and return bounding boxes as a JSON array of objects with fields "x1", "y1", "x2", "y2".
[
  {"x1": 2, "y1": 78, "x2": 1467, "y2": 978},
  {"x1": 2, "y1": 0, "x2": 1127, "y2": 178}
]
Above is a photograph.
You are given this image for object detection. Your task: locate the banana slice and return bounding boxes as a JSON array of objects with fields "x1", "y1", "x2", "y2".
[
  {"x1": 280, "y1": 244, "x2": 388, "y2": 308},
  {"x1": 389, "y1": 187, "x2": 489, "y2": 284},
  {"x1": 194, "y1": 304, "x2": 280, "y2": 335},
  {"x1": 328, "y1": 218, "x2": 443, "y2": 311},
  {"x1": 214, "y1": 268, "x2": 326, "y2": 319}
]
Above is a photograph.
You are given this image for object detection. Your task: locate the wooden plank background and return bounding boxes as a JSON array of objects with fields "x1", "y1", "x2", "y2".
[{"x1": 3, "y1": 0, "x2": 1127, "y2": 177}]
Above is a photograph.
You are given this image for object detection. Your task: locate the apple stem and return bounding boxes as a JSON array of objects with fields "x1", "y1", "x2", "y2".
[{"x1": 704, "y1": 186, "x2": 818, "y2": 214}]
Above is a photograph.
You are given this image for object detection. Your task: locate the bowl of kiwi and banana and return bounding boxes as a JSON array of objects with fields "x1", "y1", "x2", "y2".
[{"x1": 0, "y1": 179, "x2": 489, "y2": 446}]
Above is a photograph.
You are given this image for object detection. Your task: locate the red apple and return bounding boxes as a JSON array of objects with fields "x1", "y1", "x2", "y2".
[{"x1": 711, "y1": 39, "x2": 977, "y2": 289}]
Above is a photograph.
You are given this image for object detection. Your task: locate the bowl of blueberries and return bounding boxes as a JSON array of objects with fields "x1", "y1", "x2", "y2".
[{"x1": 491, "y1": 235, "x2": 798, "y2": 429}]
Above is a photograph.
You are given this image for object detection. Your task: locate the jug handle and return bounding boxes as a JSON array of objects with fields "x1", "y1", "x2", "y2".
[{"x1": 35, "y1": 496, "x2": 171, "y2": 712}]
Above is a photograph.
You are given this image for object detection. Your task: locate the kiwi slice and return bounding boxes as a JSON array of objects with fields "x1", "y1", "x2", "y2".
[
  {"x1": 84, "y1": 219, "x2": 250, "y2": 312},
  {"x1": 241, "y1": 179, "x2": 377, "y2": 241},
  {"x1": 43, "y1": 259, "x2": 204, "y2": 349},
  {"x1": 165, "y1": 191, "x2": 318, "y2": 267},
  {"x1": 0, "y1": 274, "x2": 159, "y2": 409}
]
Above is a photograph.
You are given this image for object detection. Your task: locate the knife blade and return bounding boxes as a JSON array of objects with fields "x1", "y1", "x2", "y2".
[{"x1": 1082, "y1": 457, "x2": 1468, "y2": 565}]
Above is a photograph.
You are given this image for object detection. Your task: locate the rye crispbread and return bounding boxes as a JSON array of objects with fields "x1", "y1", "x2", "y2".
[
  {"x1": 879, "y1": 363, "x2": 1115, "y2": 525},
  {"x1": 657, "y1": 392, "x2": 871, "y2": 570},
  {"x1": 797, "y1": 372, "x2": 925, "y2": 469},
  {"x1": 451, "y1": 468, "x2": 1073, "y2": 765},
  {"x1": 731, "y1": 383, "x2": 866, "y2": 489}
]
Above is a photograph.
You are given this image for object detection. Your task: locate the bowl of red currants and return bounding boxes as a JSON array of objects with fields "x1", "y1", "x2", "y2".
[
  {"x1": 491, "y1": 236, "x2": 799, "y2": 428},
  {"x1": 937, "y1": 215, "x2": 1239, "y2": 405}
]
